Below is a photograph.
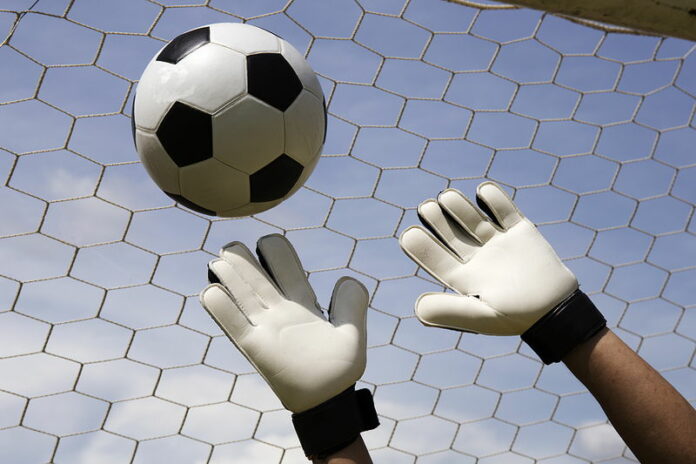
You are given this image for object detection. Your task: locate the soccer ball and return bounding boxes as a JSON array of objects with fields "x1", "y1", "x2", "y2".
[{"x1": 131, "y1": 23, "x2": 326, "y2": 217}]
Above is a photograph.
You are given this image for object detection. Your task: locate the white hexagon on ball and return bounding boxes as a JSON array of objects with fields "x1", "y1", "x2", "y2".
[
  {"x1": 210, "y1": 22, "x2": 280, "y2": 55},
  {"x1": 132, "y1": 23, "x2": 325, "y2": 217},
  {"x1": 213, "y1": 95, "x2": 285, "y2": 175}
]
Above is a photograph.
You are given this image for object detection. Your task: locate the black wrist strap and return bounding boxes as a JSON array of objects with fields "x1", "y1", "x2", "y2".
[
  {"x1": 522, "y1": 289, "x2": 606, "y2": 364},
  {"x1": 291, "y1": 385, "x2": 379, "y2": 460}
]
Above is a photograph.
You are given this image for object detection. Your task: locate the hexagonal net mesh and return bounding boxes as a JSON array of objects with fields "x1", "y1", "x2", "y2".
[{"x1": 0, "y1": 0, "x2": 694, "y2": 463}]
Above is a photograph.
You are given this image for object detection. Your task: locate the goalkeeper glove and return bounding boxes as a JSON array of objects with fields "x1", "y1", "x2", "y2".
[
  {"x1": 399, "y1": 182, "x2": 606, "y2": 364},
  {"x1": 200, "y1": 234, "x2": 378, "y2": 459}
]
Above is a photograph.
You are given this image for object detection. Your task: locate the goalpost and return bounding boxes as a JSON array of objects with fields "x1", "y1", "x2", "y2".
[{"x1": 450, "y1": 0, "x2": 696, "y2": 41}]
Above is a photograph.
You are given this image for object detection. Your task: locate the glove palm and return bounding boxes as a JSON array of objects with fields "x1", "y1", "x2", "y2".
[
  {"x1": 400, "y1": 182, "x2": 578, "y2": 335},
  {"x1": 201, "y1": 234, "x2": 368, "y2": 413}
]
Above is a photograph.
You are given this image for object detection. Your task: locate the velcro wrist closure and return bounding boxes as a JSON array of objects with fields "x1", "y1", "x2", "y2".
[
  {"x1": 522, "y1": 289, "x2": 606, "y2": 365},
  {"x1": 291, "y1": 385, "x2": 379, "y2": 459}
]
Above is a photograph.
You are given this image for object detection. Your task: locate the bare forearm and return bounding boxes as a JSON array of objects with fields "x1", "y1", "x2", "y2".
[
  {"x1": 563, "y1": 327, "x2": 696, "y2": 463},
  {"x1": 313, "y1": 437, "x2": 373, "y2": 464}
]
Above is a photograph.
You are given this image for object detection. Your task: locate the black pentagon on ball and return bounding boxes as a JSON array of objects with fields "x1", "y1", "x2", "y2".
[
  {"x1": 250, "y1": 154, "x2": 303, "y2": 202},
  {"x1": 157, "y1": 27, "x2": 210, "y2": 64},
  {"x1": 157, "y1": 101, "x2": 213, "y2": 167},
  {"x1": 165, "y1": 191, "x2": 216, "y2": 216},
  {"x1": 247, "y1": 53, "x2": 303, "y2": 111}
]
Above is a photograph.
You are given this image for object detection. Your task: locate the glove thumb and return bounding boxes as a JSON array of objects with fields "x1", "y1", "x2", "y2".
[
  {"x1": 329, "y1": 277, "x2": 369, "y2": 334},
  {"x1": 415, "y1": 293, "x2": 523, "y2": 336}
]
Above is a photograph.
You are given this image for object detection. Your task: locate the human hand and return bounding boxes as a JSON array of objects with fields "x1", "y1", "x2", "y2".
[
  {"x1": 400, "y1": 182, "x2": 605, "y2": 363},
  {"x1": 200, "y1": 234, "x2": 378, "y2": 458}
]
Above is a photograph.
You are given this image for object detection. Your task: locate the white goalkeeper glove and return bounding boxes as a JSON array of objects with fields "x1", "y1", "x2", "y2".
[
  {"x1": 200, "y1": 234, "x2": 378, "y2": 458},
  {"x1": 399, "y1": 182, "x2": 606, "y2": 364}
]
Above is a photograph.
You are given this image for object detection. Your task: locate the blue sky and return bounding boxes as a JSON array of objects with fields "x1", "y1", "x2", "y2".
[{"x1": 0, "y1": 0, "x2": 695, "y2": 463}]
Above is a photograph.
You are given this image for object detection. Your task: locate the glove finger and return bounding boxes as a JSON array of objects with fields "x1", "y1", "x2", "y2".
[
  {"x1": 200, "y1": 284, "x2": 254, "y2": 341},
  {"x1": 399, "y1": 226, "x2": 468, "y2": 293},
  {"x1": 416, "y1": 293, "x2": 522, "y2": 335},
  {"x1": 256, "y1": 234, "x2": 321, "y2": 316},
  {"x1": 329, "y1": 277, "x2": 369, "y2": 335},
  {"x1": 475, "y1": 182, "x2": 524, "y2": 231},
  {"x1": 208, "y1": 258, "x2": 269, "y2": 315},
  {"x1": 219, "y1": 242, "x2": 283, "y2": 307},
  {"x1": 438, "y1": 189, "x2": 497, "y2": 243},
  {"x1": 418, "y1": 198, "x2": 478, "y2": 262}
]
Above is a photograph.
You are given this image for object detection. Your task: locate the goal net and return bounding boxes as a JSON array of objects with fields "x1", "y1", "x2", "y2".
[{"x1": 0, "y1": 0, "x2": 694, "y2": 463}]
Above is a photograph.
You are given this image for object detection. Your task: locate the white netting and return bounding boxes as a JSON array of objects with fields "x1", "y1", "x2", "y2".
[{"x1": 0, "y1": 0, "x2": 694, "y2": 463}]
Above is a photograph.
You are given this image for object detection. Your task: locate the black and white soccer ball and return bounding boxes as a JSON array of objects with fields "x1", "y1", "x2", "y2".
[{"x1": 132, "y1": 23, "x2": 326, "y2": 217}]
